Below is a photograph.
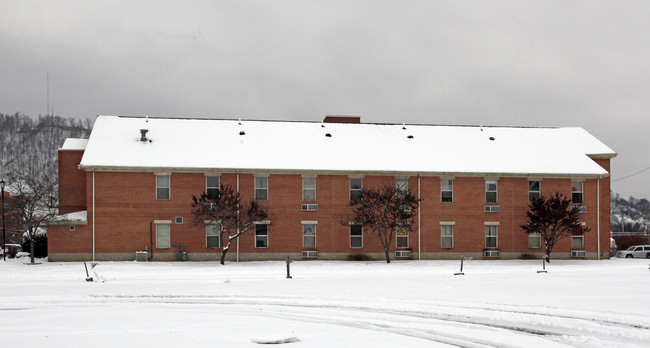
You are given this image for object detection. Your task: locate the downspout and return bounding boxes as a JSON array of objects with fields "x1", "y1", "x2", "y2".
[
  {"x1": 92, "y1": 168, "x2": 96, "y2": 262},
  {"x1": 236, "y1": 171, "x2": 240, "y2": 263},
  {"x1": 597, "y1": 176, "x2": 601, "y2": 260},
  {"x1": 418, "y1": 174, "x2": 421, "y2": 260}
]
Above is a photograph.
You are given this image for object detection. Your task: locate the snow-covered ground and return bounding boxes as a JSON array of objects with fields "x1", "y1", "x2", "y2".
[{"x1": 1, "y1": 258, "x2": 649, "y2": 347}]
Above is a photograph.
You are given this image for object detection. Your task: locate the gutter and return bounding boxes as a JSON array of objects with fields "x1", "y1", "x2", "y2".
[
  {"x1": 418, "y1": 174, "x2": 421, "y2": 260},
  {"x1": 92, "y1": 168, "x2": 96, "y2": 262},
  {"x1": 597, "y1": 176, "x2": 601, "y2": 260}
]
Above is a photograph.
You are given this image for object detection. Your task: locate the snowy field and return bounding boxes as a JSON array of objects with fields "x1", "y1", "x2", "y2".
[{"x1": 1, "y1": 258, "x2": 649, "y2": 347}]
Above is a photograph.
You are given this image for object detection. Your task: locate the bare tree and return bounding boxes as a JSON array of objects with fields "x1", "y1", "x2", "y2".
[
  {"x1": 191, "y1": 185, "x2": 269, "y2": 265},
  {"x1": 521, "y1": 193, "x2": 589, "y2": 262},
  {"x1": 345, "y1": 184, "x2": 421, "y2": 263},
  {"x1": 6, "y1": 170, "x2": 58, "y2": 264}
]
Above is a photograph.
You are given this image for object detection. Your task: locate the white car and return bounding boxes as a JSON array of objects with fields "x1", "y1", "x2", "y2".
[{"x1": 616, "y1": 245, "x2": 650, "y2": 258}]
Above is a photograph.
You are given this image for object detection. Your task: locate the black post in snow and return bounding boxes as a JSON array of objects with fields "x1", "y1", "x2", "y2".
[
  {"x1": 537, "y1": 255, "x2": 548, "y2": 274},
  {"x1": 286, "y1": 255, "x2": 292, "y2": 279},
  {"x1": 454, "y1": 256, "x2": 465, "y2": 276}
]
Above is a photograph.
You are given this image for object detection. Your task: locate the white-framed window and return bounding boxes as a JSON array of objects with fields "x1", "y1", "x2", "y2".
[
  {"x1": 155, "y1": 223, "x2": 171, "y2": 249},
  {"x1": 396, "y1": 178, "x2": 408, "y2": 197},
  {"x1": 572, "y1": 181, "x2": 583, "y2": 204},
  {"x1": 528, "y1": 180, "x2": 540, "y2": 202},
  {"x1": 350, "y1": 178, "x2": 362, "y2": 202},
  {"x1": 255, "y1": 223, "x2": 268, "y2": 248},
  {"x1": 156, "y1": 175, "x2": 170, "y2": 200},
  {"x1": 485, "y1": 180, "x2": 497, "y2": 203},
  {"x1": 529, "y1": 232, "x2": 541, "y2": 249},
  {"x1": 441, "y1": 223, "x2": 454, "y2": 249},
  {"x1": 206, "y1": 224, "x2": 220, "y2": 248},
  {"x1": 350, "y1": 224, "x2": 362, "y2": 248},
  {"x1": 255, "y1": 177, "x2": 268, "y2": 201},
  {"x1": 572, "y1": 235, "x2": 584, "y2": 249},
  {"x1": 206, "y1": 176, "x2": 220, "y2": 200},
  {"x1": 485, "y1": 224, "x2": 498, "y2": 249},
  {"x1": 396, "y1": 226, "x2": 409, "y2": 248},
  {"x1": 572, "y1": 223, "x2": 585, "y2": 249},
  {"x1": 303, "y1": 224, "x2": 316, "y2": 248},
  {"x1": 441, "y1": 179, "x2": 453, "y2": 203},
  {"x1": 303, "y1": 177, "x2": 316, "y2": 201}
]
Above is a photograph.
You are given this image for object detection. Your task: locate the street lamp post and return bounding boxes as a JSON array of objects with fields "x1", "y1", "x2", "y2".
[{"x1": 1, "y1": 179, "x2": 6, "y2": 262}]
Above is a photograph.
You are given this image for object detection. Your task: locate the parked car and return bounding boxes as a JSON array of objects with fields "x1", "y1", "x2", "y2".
[
  {"x1": 1, "y1": 244, "x2": 23, "y2": 258},
  {"x1": 616, "y1": 245, "x2": 650, "y2": 258}
]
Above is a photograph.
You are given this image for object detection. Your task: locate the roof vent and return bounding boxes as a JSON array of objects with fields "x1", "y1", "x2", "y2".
[
  {"x1": 489, "y1": 137, "x2": 495, "y2": 141},
  {"x1": 407, "y1": 135, "x2": 414, "y2": 139},
  {"x1": 140, "y1": 129, "x2": 149, "y2": 142},
  {"x1": 239, "y1": 131, "x2": 246, "y2": 136},
  {"x1": 325, "y1": 133, "x2": 332, "y2": 137}
]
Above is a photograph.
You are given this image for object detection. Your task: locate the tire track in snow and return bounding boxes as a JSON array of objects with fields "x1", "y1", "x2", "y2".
[{"x1": 88, "y1": 294, "x2": 650, "y2": 347}]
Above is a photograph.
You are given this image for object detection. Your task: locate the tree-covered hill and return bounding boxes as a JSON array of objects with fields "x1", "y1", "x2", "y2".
[{"x1": 0, "y1": 113, "x2": 93, "y2": 181}]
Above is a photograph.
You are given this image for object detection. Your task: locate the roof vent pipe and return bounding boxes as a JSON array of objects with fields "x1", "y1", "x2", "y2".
[{"x1": 140, "y1": 129, "x2": 149, "y2": 142}]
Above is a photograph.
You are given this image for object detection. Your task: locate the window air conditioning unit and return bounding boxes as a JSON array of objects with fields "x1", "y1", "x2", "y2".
[
  {"x1": 135, "y1": 251, "x2": 148, "y2": 262},
  {"x1": 395, "y1": 250, "x2": 412, "y2": 258},
  {"x1": 301, "y1": 250, "x2": 319, "y2": 258},
  {"x1": 484, "y1": 250, "x2": 500, "y2": 257},
  {"x1": 301, "y1": 204, "x2": 318, "y2": 211},
  {"x1": 204, "y1": 203, "x2": 219, "y2": 210},
  {"x1": 577, "y1": 206, "x2": 587, "y2": 213},
  {"x1": 571, "y1": 250, "x2": 586, "y2": 258},
  {"x1": 484, "y1": 205, "x2": 500, "y2": 212}
]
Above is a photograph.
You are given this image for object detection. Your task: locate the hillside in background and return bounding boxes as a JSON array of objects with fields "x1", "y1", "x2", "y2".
[
  {"x1": 611, "y1": 193, "x2": 650, "y2": 233},
  {"x1": 0, "y1": 112, "x2": 93, "y2": 181}
]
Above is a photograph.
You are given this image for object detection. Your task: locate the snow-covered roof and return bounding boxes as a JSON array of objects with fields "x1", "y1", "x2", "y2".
[
  {"x1": 78, "y1": 115, "x2": 616, "y2": 177},
  {"x1": 60, "y1": 138, "x2": 88, "y2": 151},
  {"x1": 49, "y1": 210, "x2": 88, "y2": 225}
]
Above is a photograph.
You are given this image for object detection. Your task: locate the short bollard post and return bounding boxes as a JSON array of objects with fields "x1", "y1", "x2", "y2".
[
  {"x1": 537, "y1": 255, "x2": 548, "y2": 274},
  {"x1": 286, "y1": 256, "x2": 293, "y2": 279},
  {"x1": 454, "y1": 256, "x2": 465, "y2": 276}
]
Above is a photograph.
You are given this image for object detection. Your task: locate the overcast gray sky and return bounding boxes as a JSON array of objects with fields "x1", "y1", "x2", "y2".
[{"x1": 1, "y1": 0, "x2": 649, "y2": 199}]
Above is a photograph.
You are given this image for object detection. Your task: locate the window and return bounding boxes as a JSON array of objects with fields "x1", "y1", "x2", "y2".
[
  {"x1": 485, "y1": 225, "x2": 498, "y2": 248},
  {"x1": 441, "y1": 224, "x2": 454, "y2": 249},
  {"x1": 303, "y1": 224, "x2": 316, "y2": 248},
  {"x1": 485, "y1": 180, "x2": 497, "y2": 203},
  {"x1": 255, "y1": 177, "x2": 268, "y2": 201},
  {"x1": 303, "y1": 177, "x2": 316, "y2": 201},
  {"x1": 572, "y1": 235, "x2": 584, "y2": 249},
  {"x1": 528, "y1": 180, "x2": 540, "y2": 202},
  {"x1": 350, "y1": 178, "x2": 362, "y2": 202},
  {"x1": 441, "y1": 179, "x2": 453, "y2": 203},
  {"x1": 156, "y1": 223, "x2": 170, "y2": 249},
  {"x1": 255, "y1": 224, "x2": 268, "y2": 248},
  {"x1": 206, "y1": 176, "x2": 220, "y2": 200},
  {"x1": 206, "y1": 224, "x2": 220, "y2": 248},
  {"x1": 529, "y1": 232, "x2": 541, "y2": 249},
  {"x1": 396, "y1": 226, "x2": 409, "y2": 248},
  {"x1": 396, "y1": 178, "x2": 408, "y2": 197},
  {"x1": 572, "y1": 181, "x2": 583, "y2": 204},
  {"x1": 156, "y1": 175, "x2": 170, "y2": 200},
  {"x1": 350, "y1": 225, "x2": 362, "y2": 248},
  {"x1": 572, "y1": 223, "x2": 585, "y2": 248}
]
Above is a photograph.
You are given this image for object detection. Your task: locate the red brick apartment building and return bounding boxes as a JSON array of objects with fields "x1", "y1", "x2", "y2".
[{"x1": 48, "y1": 115, "x2": 616, "y2": 261}]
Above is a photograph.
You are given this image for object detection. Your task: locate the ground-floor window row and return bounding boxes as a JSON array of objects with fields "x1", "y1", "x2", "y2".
[{"x1": 153, "y1": 220, "x2": 586, "y2": 251}]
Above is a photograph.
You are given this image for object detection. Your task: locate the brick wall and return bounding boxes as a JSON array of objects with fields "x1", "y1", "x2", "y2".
[
  {"x1": 49, "y1": 157, "x2": 612, "y2": 261},
  {"x1": 58, "y1": 149, "x2": 86, "y2": 214}
]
